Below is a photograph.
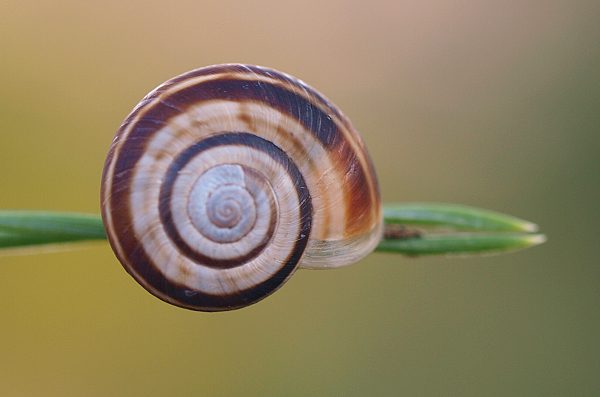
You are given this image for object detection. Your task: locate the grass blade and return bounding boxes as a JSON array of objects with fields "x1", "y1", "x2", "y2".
[
  {"x1": 0, "y1": 204, "x2": 546, "y2": 257},
  {"x1": 0, "y1": 211, "x2": 106, "y2": 249},
  {"x1": 376, "y1": 233, "x2": 546, "y2": 256},
  {"x1": 384, "y1": 203, "x2": 538, "y2": 232},
  {"x1": 380, "y1": 203, "x2": 545, "y2": 256}
]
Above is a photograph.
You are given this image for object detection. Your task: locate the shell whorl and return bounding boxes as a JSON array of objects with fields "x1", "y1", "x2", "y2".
[{"x1": 101, "y1": 64, "x2": 382, "y2": 311}]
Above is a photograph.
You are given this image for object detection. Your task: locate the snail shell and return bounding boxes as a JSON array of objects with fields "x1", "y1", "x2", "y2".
[{"x1": 101, "y1": 64, "x2": 382, "y2": 311}]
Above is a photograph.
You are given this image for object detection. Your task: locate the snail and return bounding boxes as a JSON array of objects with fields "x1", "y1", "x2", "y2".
[{"x1": 101, "y1": 64, "x2": 382, "y2": 311}]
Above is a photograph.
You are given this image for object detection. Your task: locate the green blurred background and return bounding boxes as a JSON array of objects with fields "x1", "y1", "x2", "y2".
[{"x1": 1, "y1": 1, "x2": 598, "y2": 396}]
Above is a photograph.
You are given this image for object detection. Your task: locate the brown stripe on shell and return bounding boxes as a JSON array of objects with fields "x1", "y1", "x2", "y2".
[
  {"x1": 275, "y1": 124, "x2": 331, "y2": 238},
  {"x1": 336, "y1": 139, "x2": 382, "y2": 237},
  {"x1": 158, "y1": 133, "x2": 280, "y2": 269},
  {"x1": 102, "y1": 132, "x2": 312, "y2": 311},
  {"x1": 237, "y1": 104, "x2": 257, "y2": 131},
  {"x1": 114, "y1": 64, "x2": 362, "y2": 178},
  {"x1": 159, "y1": 64, "x2": 354, "y2": 132},
  {"x1": 110, "y1": 74, "x2": 379, "y2": 237},
  {"x1": 174, "y1": 65, "x2": 379, "y2": 230}
]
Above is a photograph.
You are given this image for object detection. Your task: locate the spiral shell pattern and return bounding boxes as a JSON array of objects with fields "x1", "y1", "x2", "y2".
[{"x1": 101, "y1": 64, "x2": 382, "y2": 311}]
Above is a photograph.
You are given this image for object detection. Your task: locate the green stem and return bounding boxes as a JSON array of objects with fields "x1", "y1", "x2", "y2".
[
  {"x1": 377, "y1": 233, "x2": 546, "y2": 256},
  {"x1": 0, "y1": 211, "x2": 105, "y2": 249},
  {"x1": 383, "y1": 203, "x2": 538, "y2": 232},
  {"x1": 0, "y1": 204, "x2": 545, "y2": 256},
  {"x1": 377, "y1": 203, "x2": 545, "y2": 256}
]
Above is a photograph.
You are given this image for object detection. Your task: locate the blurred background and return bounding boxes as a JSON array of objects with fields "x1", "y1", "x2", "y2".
[{"x1": 0, "y1": 1, "x2": 598, "y2": 396}]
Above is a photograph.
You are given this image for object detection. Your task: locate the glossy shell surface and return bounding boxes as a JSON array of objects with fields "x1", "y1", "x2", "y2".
[{"x1": 101, "y1": 64, "x2": 382, "y2": 311}]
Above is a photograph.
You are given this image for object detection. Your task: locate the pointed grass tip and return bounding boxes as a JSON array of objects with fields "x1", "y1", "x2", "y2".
[{"x1": 379, "y1": 203, "x2": 546, "y2": 256}]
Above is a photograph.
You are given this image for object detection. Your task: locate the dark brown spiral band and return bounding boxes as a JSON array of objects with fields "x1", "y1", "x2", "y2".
[
  {"x1": 111, "y1": 68, "x2": 378, "y2": 237},
  {"x1": 158, "y1": 132, "x2": 304, "y2": 270},
  {"x1": 101, "y1": 64, "x2": 382, "y2": 311}
]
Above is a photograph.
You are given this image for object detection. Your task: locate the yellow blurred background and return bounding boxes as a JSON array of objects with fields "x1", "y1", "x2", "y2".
[{"x1": 1, "y1": 1, "x2": 598, "y2": 395}]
